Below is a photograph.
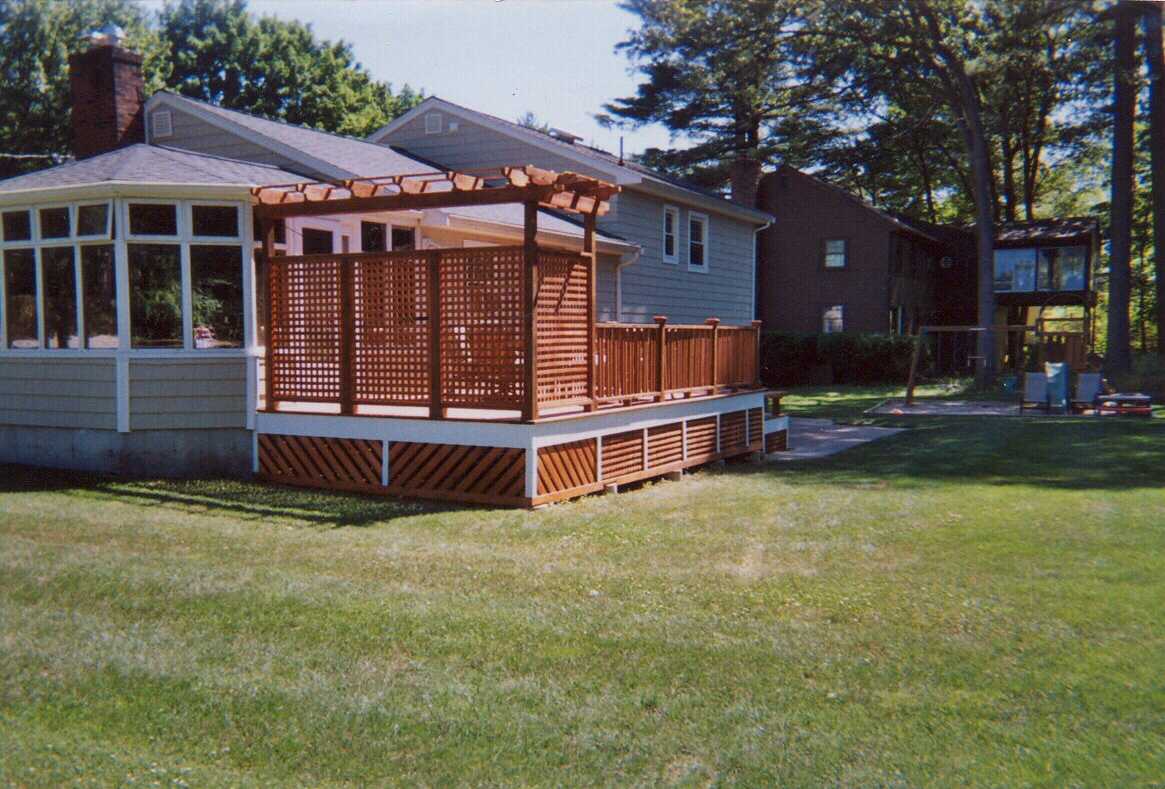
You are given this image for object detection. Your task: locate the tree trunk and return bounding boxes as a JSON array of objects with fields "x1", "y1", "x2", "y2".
[
  {"x1": 1109, "y1": 1, "x2": 1136, "y2": 373},
  {"x1": 1143, "y1": 3, "x2": 1165, "y2": 357},
  {"x1": 1000, "y1": 104, "x2": 1018, "y2": 222}
]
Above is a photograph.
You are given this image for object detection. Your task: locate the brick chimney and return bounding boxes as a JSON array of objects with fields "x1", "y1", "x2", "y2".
[{"x1": 68, "y1": 26, "x2": 145, "y2": 159}]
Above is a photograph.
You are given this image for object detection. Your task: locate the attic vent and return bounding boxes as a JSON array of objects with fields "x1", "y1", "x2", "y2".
[
  {"x1": 425, "y1": 112, "x2": 442, "y2": 134},
  {"x1": 151, "y1": 110, "x2": 173, "y2": 139}
]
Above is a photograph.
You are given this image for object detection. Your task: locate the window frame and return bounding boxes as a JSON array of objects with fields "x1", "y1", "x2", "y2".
[
  {"x1": 424, "y1": 112, "x2": 443, "y2": 135},
  {"x1": 37, "y1": 203, "x2": 74, "y2": 241},
  {"x1": 687, "y1": 211, "x2": 709, "y2": 273},
  {"x1": 822, "y1": 303, "x2": 845, "y2": 334},
  {"x1": 126, "y1": 199, "x2": 181, "y2": 242},
  {"x1": 75, "y1": 201, "x2": 114, "y2": 241},
  {"x1": 662, "y1": 204, "x2": 679, "y2": 264},
  {"x1": 189, "y1": 201, "x2": 242, "y2": 243},
  {"x1": 823, "y1": 238, "x2": 848, "y2": 270}
]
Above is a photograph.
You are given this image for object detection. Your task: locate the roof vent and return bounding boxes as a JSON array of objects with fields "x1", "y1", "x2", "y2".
[
  {"x1": 151, "y1": 110, "x2": 173, "y2": 139},
  {"x1": 548, "y1": 128, "x2": 581, "y2": 144}
]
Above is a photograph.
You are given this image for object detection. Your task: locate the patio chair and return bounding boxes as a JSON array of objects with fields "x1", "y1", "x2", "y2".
[
  {"x1": 1071, "y1": 373, "x2": 1102, "y2": 414},
  {"x1": 1019, "y1": 371, "x2": 1048, "y2": 413}
]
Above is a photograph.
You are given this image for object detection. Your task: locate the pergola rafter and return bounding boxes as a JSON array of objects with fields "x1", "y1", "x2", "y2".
[{"x1": 251, "y1": 164, "x2": 619, "y2": 220}]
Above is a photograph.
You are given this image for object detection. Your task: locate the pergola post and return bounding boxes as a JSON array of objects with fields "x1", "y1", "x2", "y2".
[
  {"x1": 584, "y1": 212, "x2": 597, "y2": 411},
  {"x1": 654, "y1": 315, "x2": 668, "y2": 402},
  {"x1": 523, "y1": 201, "x2": 539, "y2": 422},
  {"x1": 260, "y1": 218, "x2": 276, "y2": 412}
]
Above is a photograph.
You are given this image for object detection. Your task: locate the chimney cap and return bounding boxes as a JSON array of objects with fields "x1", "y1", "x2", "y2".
[{"x1": 86, "y1": 23, "x2": 126, "y2": 47}]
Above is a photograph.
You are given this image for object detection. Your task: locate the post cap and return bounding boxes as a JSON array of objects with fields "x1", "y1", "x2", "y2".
[
  {"x1": 704, "y1": 317, "x2": 721, "y2": 326},
  {"x1": 652, "y1": 315, "x2": 668, "y2": 324}
]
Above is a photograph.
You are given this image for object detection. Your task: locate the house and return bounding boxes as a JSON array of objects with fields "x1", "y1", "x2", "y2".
[
  {"x1": 369, "y1": 97, "x2": 773, "y2": 325},
  {"x1": 757, "y1": 165, "x2": 1101, "y2": 356},
  {"x1": 0, "y1": 35, "x2": 785, "y2": 506},
  {"x1": 756, "y1": 165, "x2": 944, "y2": 335}
]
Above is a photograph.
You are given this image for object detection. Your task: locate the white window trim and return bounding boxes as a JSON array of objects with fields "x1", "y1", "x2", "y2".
[
  {"x1": 75, "y1": 201, "x2": 114, "y2": 241},
  {"x1": 36, "y1": 202, "x2": 74, "y2": 243},
  {"x1": 688, "y1": 211, "x2": 709, "y2": 273},
  {"x1": 824, "y1": 238, "x2": 848, "y2": 269},
  {"x1": 125, "y1": 198, "x2": 182, "y2": 242},
  {"x1": 662, "y1": 204, "x2": 679, "y2": 264},
  {"x1": 424, "y1": 112, "x2": 443, "y2": 135}
]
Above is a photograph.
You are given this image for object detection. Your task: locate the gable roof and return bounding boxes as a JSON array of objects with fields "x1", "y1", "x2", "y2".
[
  {"x1": 0, "y1": 143, "x2": 309, "y2": 195},
  {"x1": 769, "y1": 165, "x2": 939, "y2": 243},
  {"x1": 148, "y1": 92, "x2": 430, "y2": 181},
  {"x1": 370, "y1": 96, "x2": 773, "y2": 224}
]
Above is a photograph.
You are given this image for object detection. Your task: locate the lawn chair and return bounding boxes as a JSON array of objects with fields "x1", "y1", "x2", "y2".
[
  {"x1": 1019, "y1": 372, "x2": 1048, "y2": 413},
  {"x1": 1072, "y1": 373, "x2": 1102, "y2": 414}
]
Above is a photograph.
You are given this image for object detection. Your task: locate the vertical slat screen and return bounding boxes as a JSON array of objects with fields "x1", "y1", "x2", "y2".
[{"x1": 534, "y1": 251, "x2": 591, "y2": 407}]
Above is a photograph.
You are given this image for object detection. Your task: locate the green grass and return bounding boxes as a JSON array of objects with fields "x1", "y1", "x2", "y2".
[{"x1": 2, "y1": 392, "x2": 1164, "y2": 785}]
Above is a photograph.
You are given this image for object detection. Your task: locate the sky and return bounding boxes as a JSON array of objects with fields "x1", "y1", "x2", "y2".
[{"x1": 146, "y1": 0, "x2": 682, "y2": 156}]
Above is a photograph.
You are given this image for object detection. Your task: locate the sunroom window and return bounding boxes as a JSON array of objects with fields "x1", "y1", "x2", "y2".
[
  {"x1": 39, "y1": 207, "x2": 71, "y2": 239},
  {"x1": 2, "y1": 210, "x2": 31, "y2": 242},
  {"x1": 191, "y1": 205, "x2": 239, "y2": 238},
  {"x1": 4, "y1": 249, "x2": 37, "y2": 348},
  {"x1": 129, "y1": 203, "x2": 178, "y2": 236},
  {"x1": 191, "y1": 245, "x2": 244, "y2": 348},
  {"x1": 41, "y1": 246, "x2": 79, "y2": 349},
  {"x1": 129, "y1": 244, "x2": 182, "y2": 348},
  {"x1": 82, "y1": 245, "x2": 117, "y2": 349},
  {"x1": 77, "y1": 204, "x2": 112, "y2": 238}
]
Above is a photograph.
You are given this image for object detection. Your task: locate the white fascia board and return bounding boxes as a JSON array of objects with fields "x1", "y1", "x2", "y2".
[
  {"x1": 369, "y1": 98, "x2": 638, "y2": 185},
  {"x1": 629, "y1": 179, "x2": 774, "y2": 225},
  {"x1": 0, "y1": 182, "x2": 255, "y2": 206},
  {"x1": 146, "y1": 93, "x2": 353, "y2": 181}
]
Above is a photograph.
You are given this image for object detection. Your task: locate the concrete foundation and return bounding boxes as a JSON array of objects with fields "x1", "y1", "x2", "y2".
[{"x1": 0, "y1": 426, "x2": 252, "y2": 477}]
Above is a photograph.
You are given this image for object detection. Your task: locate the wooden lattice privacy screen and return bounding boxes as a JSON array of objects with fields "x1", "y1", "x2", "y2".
[{"x1": 267, "y1": 245, "x2": 592, "y2": 417}]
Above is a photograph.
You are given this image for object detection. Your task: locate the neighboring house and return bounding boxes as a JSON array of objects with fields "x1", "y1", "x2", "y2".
[
  {"x1": 369, "y1": 97, "x2": 773, "y2": 325},
  {"x1": 756, "y1": 165, "x2": 943, "y2": 335},
  {"x1": 757, "y1": 165, "x2": 1101, "y2": 341},
  {"x1": 0, "y1": 36, "x2": 781, "y2": 490}
]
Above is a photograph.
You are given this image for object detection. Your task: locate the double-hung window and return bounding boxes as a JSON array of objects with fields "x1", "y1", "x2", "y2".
[
  {"x1": 662, "y1": 205, "x2": 679, "y2": 263},
  {"x1": 688, "y1": 212, "x2": 709, "y2": 271}
]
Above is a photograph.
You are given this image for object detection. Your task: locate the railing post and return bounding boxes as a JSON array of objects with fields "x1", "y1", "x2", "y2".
[
  {"x1": 260, "y1": 218, "x2": 276, "y2": 411},
  {"x1": 584, "y1": 212, "x2": 597, "y2": 411},
  {"x1": 339, "y1": 255, "x2": 355, "y2": 415},
  {"x1": 523, "y1": 202, "x2": 539, "y2": 421},
  {"x1": 751, "y1": 319, "x2": 762, "y2": 387},
  {"x1": 427, "y1": 250, "x2": 443, "y2": 418},
  {"x1": 654, "y1": 315, "x2": 667, "y2": 401},
  {"x1": 706, "y1": 317, "x2": 720, "y2": 393}
]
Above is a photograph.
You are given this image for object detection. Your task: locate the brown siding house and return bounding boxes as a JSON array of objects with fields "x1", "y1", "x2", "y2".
[{"x1": 757, "y1": 165, "x2": 941, "y2": 335}]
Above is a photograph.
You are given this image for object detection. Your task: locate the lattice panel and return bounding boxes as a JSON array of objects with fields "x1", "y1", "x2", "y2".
[
  {"x1": 749, "y1": 408, "x2": 764, "y2": 449},
  {"x1": 268, "y1": 257, "x2": 343, "y2": 402},
  {"x1": 720, "y1": 410, "x2": 748, "y2": 454},
  {"x1": 536, "y1": 251, "x2": 590, "y2": 406},
  {"x1": 665, "y1": 327, "x2": 715, "y2": 392},
  {"x1": 352, "y1": 253, "x2": 430, "y2": 404},
  {"x1": 686, "y1": 417, "x2": 718, "y2": 462},
  {"x1": 537, "y1": 439, "x2": 597, "y2": 495},
  {"x1": 438, "y1": 247, "x2": 525, "y2": 409},
  {"x1": 388, "y1": 441, "x2": 526, "y2": 501},
  {"x1": 647, "y1": 422, "x2": 684, "y2": 468},
  {"x1": 600, "y1": 429, "x2": 644, "y2": 481},
  {"x1": 258, "y1": 434, "x2": 382, "y2": 489},
  {"x1": 765, "y1": 430, "x2": 788, "y2": 453}
]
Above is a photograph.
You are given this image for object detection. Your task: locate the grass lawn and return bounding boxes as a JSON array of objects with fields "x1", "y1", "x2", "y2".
[{"x1": 2, "y1": 386, "x2": 1163, "y2": 785}]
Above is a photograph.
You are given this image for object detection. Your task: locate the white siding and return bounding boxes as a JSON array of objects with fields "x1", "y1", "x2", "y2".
[
  {"x1": 0, "y1": 357, "x2": 117, "y2": 430},
  {"x1": 129, "y1": 357, "x2": 247, "y2": 430}
]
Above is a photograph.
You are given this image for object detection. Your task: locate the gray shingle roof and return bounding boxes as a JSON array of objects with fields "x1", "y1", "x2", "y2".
[
  {"x1": 377, "y1": 96, "x2": 773, "y2": 223},
  {"x1": 158, "y1": 92, "x2": 429, "y2": 178},
  {"x1": 995, "y1": 218, "x2": 1099, "y2": 244},
  {"x1": 0, "y1": 143, "x2": 309, "y2": 193}
]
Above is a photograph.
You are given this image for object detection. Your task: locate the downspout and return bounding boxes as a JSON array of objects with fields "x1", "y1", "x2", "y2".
[
  {"x1": 752, "y1": 219, "x2": 772, "y2": 322},
  {"x1": 614, "y1": 247, "x2": 641, "y2": 322}
]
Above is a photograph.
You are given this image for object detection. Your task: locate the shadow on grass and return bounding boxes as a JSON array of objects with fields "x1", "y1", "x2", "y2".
[
  {"x1": 754, "y1": 416, "x2": 1165, "y2": 492},
  {"x1": 0, "y1": 464, "x2": 472, "y2": 528}
]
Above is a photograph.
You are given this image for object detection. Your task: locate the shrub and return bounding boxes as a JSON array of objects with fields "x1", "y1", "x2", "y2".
[
  {"x1": 760, "y1": 331, "x2": 918, "y2": 387},
  {"x1": 1112, "y1": 353, "x2": 1165, "y2": 398}
]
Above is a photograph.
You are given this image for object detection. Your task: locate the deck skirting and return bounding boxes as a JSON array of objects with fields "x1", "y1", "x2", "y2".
[{"x1": 255, "y1": 392, "x2": 788, "y2": 507}]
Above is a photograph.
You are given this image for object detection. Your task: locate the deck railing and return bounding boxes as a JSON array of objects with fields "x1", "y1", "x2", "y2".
[
  {"x1": 264, "y1": 245, "x2": 760, "y2": 420},
  {"x1": 595, "y1": 317, "x2": 761, "y2": 404}
]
